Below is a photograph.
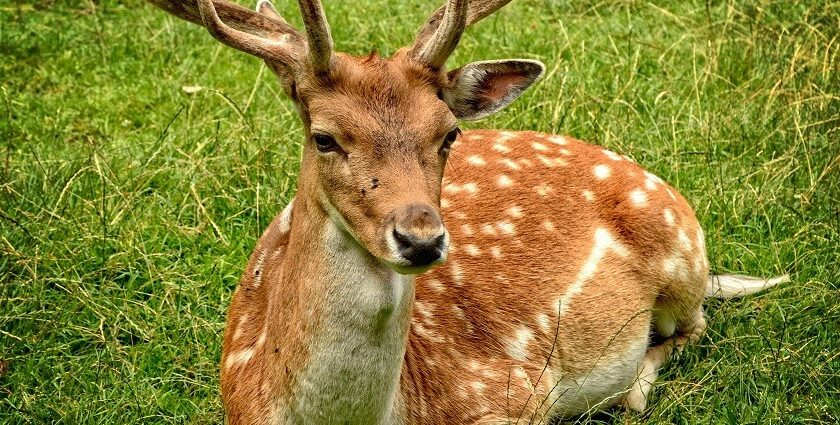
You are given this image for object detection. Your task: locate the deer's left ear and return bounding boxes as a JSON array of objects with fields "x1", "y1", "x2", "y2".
[{"x1": 443, "y1": 59, "x2": 545, "y2": 121}]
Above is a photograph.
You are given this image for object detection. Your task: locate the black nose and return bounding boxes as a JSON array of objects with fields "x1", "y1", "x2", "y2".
[{"x1": 393, "y1": 228, "x2": 446, "y2": 266}]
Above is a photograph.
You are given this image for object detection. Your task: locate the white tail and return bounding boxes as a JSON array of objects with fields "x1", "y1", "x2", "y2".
[
  {"x1": 706, "y1": 274, "x2": 790, "y2": 298},
  {"x1": 139, "y1": 0, "x2": 787, "y2": 423}
]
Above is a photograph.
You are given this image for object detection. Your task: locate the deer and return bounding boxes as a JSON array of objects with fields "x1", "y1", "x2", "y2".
[{"x1": 142, "y1": 0, "x2": 788, "y2": 423}]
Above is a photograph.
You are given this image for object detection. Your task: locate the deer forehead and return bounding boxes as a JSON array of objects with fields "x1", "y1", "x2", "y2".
[{"x1": 304, "y1": 54, "x2": 453, "y2": 137}]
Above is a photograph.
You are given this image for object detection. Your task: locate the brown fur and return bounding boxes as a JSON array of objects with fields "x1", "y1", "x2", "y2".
[
  {"x1": 401, "y1": 131, "x2": 707, "y2": 422},
  {"x1": 222, "y1": 122, "x2": 709, "y2": 423},
  {"x1": 143, "y1": 3, "x2": 708, "y2": 423}
]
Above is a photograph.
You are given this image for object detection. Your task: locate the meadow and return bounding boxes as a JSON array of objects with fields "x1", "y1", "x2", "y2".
[{"x1": 1, "y1": 0, "x2": 838, "y2": 423}]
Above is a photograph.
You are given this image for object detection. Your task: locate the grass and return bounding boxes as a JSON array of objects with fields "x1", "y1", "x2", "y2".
[{"x1": 1, "y1": 0, "x2": 838, "y2": 423}]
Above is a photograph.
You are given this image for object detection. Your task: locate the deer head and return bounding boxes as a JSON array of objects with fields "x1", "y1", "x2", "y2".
[{"x1": 150, "y1": 0, "x2": 544, "y2": 274}]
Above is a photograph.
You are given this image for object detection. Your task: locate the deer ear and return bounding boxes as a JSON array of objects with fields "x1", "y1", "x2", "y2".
[{"x1": 443, "y1": 59, "x2": 545, "y2": 121}]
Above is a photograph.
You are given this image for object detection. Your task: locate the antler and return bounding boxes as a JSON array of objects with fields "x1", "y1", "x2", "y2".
[
  {"x1": 146, "y1": 0, "x2": 300, "y2": 40},
  {"x1": 296, "y1": 0, "x2": 334, "y2": 73},
  {"x1": 146, "y1": 0, "x2": 334, "y2": 74},
  {"x1": 411, "y1": 0, "x2": 514, "y2": 69},
  {"x1": 196, "y1": 0, "x2": 300, "y2": 64},
  {"x1": 410, "y1": 0, "x2": 467, "y2": 69}
]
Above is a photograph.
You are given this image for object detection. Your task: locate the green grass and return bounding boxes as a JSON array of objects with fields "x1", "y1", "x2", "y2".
[{"x1": 1, "y1": 0, "x2": 838, "y2": 423}]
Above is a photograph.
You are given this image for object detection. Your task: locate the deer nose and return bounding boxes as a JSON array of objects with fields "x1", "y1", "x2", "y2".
[{"x1": 391, "y1": 204, "x2": 447, "y2": 267}]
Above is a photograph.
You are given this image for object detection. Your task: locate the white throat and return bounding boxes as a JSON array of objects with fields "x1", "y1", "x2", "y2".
[{"x1": 289, "y1": 218, "x2": 414, "y2": 424}]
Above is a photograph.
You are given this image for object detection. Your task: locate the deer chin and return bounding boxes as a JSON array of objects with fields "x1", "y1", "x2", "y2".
[{"x1": 379, "y1": 253, "x2": 448, "y2": 276}]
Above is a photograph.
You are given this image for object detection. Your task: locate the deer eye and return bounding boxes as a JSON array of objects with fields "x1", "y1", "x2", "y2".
[
  {"x1": 313, "y1": 133, "x2": 339, "y2": 153},
  {"x1": 441, "y1": 127, "x2": 460, "y2": 153}
]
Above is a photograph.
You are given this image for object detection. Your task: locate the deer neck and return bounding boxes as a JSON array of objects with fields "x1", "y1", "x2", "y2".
[{"x1": 271, "y1": 192, "x2": 414, "y2": 423}]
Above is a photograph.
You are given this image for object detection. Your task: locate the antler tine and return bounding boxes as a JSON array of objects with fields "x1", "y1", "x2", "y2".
[
  {"x1": 296, "y1": 0, "x2": 334, "y2": 74},
  {"x1": 410, "y1": 0, "x2": 468, "y2": 69},
  {"x1": 146, "y1": 0, "x2": 299, "y2": 38},
  {"x1": 412, "y1": 0, "x2": 514, "y2": 66},
  {"x1": 195, "y1": 0, "x2": 300, "y2": 64}
]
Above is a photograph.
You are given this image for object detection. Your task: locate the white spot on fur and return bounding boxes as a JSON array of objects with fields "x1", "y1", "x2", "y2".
[
  {"x1": 480, "y1": 224, "x2": 495, "y2": 236},
  {"x1": 497, "y1": 174, "x2": 514, "y2": 188},
  {"x1": 693, "y1": 255, "x2": 704, "y2": 275},
  {"x1": 663, "y1": 257, "x2": 676, "y2": 274},
  {"x1": 498, "y1": 131, "x2": 516, "y2": 142},
  {"x1": 233, "y1": 314, "x2": 249, "y2": 340},
  {"x1": 440, "y1": 198, "x2": 450, "y2": 209},
  {"x1": 444, "y1": 182, "x2": 478, "y2": 195},
  {"x1": 490, "y1": 246, "x2": 502, "y2": 258},
  {"x1": 518, "y1": 158, "x2": 534, "y2": 167},
  {"x1": 534, "y1": 183, "x2": 554, "y2": 197},
  {"x1": 496, "y1": 220, "x2": 516, "y2": 235},
  {"x1": 425, "y1": 278, "x2": 445, "y2": 293},
  {"x1": 493, "y1": 143, "x2": 511, "y2": 154},
  {"x1": 663, "y1": 253, "x2": 689, "y2": 279},
  {"x1": 532, "y1": 142, "x2": 549, "y2": 151},
  {"x1": 677, "y1": 228, "x2": 693, "y2": 251},
  {"x1": 581, "y1": 190, "x2": 595, "y2": 202},
  {"x1": 225, "y1": 347, "x2": 256, "y2": 370},
  {"x1": 537, "y1": 154, "x2": 568, "y2": 168},
  {"x1": 505, "y1": 327, "x2": 534, "y2": 361},
  {"x1": 593, "y1": 164, "x2": 611, "y2": 180},
  {"x1": 461, "y1": 223, "x2": 474, "y2": 236},
  {"x1": 507, "y1": 205, "x2": 524, "y2": 218},
  {"x1": 536, "y1": 313, "x2": 552, "y2": 332},
  {"x1": 412, "y1": 322, "x2": 444, "y2": 343},
  {"x1": 451, "y1": 261, "x2": 464, "y2": 284},
  {"x1": 224, "y1": 330, "x2": 266, "y2": 370},
  {"x1": 466, "y1": 133, "x2": 484, "y2": 141},
  {"x1": 451, "y1": 305, "x2": 466, "y2": 321},
  {"x1": 466, "y1": 155, "x2": 486, "y2": 166},
  {"x1": 644, "y1": 178, "x2": 658, "y2": 191},
  {"x1": 542, "y1": 220, "x2": 556, "y2": 232},
  {"x1": 558, "y1": 228, "x2": 629, "y2": 317},
  {"x1": 547, "y1": 135, "x2": 568, "y2": 145},
  {"x1": 500, "y1": 158, "x2": 521, "y2": 170},
  {"x1": 663, "y1": 208, "x2": 675, "y2": 226},
  {"x1": 602, "y1": 149, "x2": 623, "y2": 161},
  {"x1": 559, "y1": 148, "x2": 572, "y2": 155},
  {"x1": 629, "y1": 189, "x2": 648, "y2": 207},
  {"x1": 471, "y1": 381, "x2": 487, "y2": 393},
  {"x1": 464, "y1": 244, "x2": 481, "y2": 256},
  {"x1": 452, "y1": 211, "x2": 467, "y2": 220},
  {"x1": 644, "y1": 171, "x2": 664, "y2": 184},
  {"x1": 415, "y1": 301, "x2": 434, "y2": 321}
]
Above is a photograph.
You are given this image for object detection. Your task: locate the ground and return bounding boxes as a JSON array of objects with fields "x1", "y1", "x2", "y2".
[{"x1": 1, "y1": 0, "x2": 838, "y2": 423}]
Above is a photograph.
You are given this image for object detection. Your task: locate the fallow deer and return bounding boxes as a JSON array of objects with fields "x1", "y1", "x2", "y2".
[{"x1": 143, "y1": 0, "x2": 788, "y2": 423}]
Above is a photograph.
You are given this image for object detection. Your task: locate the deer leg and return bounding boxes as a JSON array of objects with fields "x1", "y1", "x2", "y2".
[{"x1": 624, "y1": 308, "x2": 706, "y2": 412}]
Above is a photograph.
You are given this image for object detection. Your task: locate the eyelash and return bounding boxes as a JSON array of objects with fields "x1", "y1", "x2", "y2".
[{"x1": 440, "y1": 127, "x2": 460, "y2": 153}]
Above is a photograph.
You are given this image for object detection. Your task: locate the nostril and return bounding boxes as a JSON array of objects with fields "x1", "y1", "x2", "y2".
[
  {"x1": 392, "y1": 228, "x2": 445, "y2": 267},
  {"x1": 393, "y1": 228, "x2": 414, "y2": 251},
  {"x1": 433, "y1": 233, "x2": 445, "y2": 249}
]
